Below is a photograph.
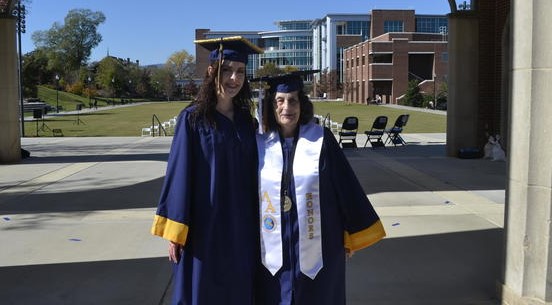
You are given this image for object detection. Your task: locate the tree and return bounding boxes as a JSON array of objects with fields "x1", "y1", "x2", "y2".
[
  {"x1": 182, "y1": 78, "x2": 199, "y2": 100},
  {"x1": 342, "y1": 80, "x2": 358, "y2": 102},
  {"x1": 403, "y1": 80, "x2": 424, "y2": 107},
  {"x1": 32, "y1": 9, "x2": 106, "y2": 74},
  {"x1": 21, "y1": 49, "x2": 52, "y2": 97},
  {"x1": 96, "y1": 56, "x2": 126, "y2": 98},
  {"x1": 316, "y1": 70, "x2": 329, "y2": 98},
  {"x1": 255, "y1": 62, "x2": 284, "y2": 78},
  {"x1": 166, "y1": 50, "x2": 195, "y2": 80},
  {"x1": 253, "y1": 62, "x2": 284, "y2": 91},
  {"x1": 131, "y1": 67, "x2": 153, "y2": 98},
  {"x1": 436, "y1": 81, "x2": 448, "y2": 110},
  {"x1": 151, "y1": 66, "x2": 177, "y2": 101}
]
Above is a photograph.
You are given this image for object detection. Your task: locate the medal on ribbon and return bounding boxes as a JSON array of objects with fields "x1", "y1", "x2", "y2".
[{"x1": 283, "y1": 195, "x2": 292, "y2": 212}]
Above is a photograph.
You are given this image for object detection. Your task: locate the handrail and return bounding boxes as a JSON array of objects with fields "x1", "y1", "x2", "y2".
[
  {"x1": 151, "y1": 114, "x2": 167, "y2": 137},
  {"x1": 323, "y1": 113, "x2": 331, "y2": 129},
  {"x1": 408, "y1": 72, "x2": 425, "y2": 82}
]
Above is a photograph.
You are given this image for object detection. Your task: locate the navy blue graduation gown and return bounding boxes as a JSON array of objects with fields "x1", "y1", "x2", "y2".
[
  {"x1": 256, "y1": 125, "x2": 385, "y2": 305},
  {"x1": 152, "y1": 106, "x2": 259, "y2": 305}
]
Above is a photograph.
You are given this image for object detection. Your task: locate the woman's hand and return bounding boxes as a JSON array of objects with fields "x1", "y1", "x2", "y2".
[{"x1": 168, "y1": 241, "x2": 183, "y2": 263}]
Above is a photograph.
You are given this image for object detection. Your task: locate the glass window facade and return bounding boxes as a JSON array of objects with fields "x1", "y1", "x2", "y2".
[
  {"x1": 383, "y1": 20, "x2": 404, "y2": 33},
  {"x1": 336, "y1": 21, "x2": 370, "y2": 38},
  {"x1": 278, "y1": 21, "x2": 311, "y2": 30},
  {"x1": 264, "y1": 37, "x2": 279, "y2": 49},
  {"x1": 261, "y1": 20, "x2": 313, "y2": 70},
  {"x1": 280, "y1": 35, "x2": 311, "y2": 50},
  {"x1": 415, "y1": 16, "x2": 448, "y2": 33},
  {"x1": 261, "y1": 50, "x2": 312, "y2": 66}
]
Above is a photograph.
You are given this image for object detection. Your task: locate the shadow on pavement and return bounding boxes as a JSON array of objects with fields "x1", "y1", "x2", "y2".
[
  {"x1": 0, "y1": 177, "x2": 164, "y2": 214},
  {"x1": 347, "y1": 228, "x2": 503, "y2": 305},
  {"x1": 0, "y1": 257, "x2": 172, "y2": 305}
]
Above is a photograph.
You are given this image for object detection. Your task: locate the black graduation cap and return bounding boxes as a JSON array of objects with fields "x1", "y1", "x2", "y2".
[
  {"x1": 250, "y1": 70, "x2": 320, "y2": 94},
  {"x1": 194, "y1": 36, "x2": 263, "y2": 64}
]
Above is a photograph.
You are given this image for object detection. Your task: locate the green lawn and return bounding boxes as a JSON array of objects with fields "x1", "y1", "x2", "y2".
[
  {"x1": 25, "y1": 102, "x2": 189, "y2": 137},
  {"x1": 26, "y1": 91, "x2": 446, "y2": 137},
  {"x1": 36, "y1": 86, "x2": 153, "y2": 112}
]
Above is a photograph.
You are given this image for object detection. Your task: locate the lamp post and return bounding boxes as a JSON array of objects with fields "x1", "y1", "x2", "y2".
[
  {"x1": 55, "y1": 74, "x2": 60, "y2": 113},
  {"x1": 87, "y1": 76, "x2": 92, "y2": 106},
  {"x1": 433, "y1": 73, "x2": 437, "y2": 110},
  {"x1": 16, "y1": 2, "x2": 26, "y2": 136},
  {"x1": 111, "y1": 77, "x2": 115, "y2": 105}
]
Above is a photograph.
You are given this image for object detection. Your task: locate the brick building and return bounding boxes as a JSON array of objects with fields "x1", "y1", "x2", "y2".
[{"x1": 344, "y1": 10, "x2": 448, "y2": 105}]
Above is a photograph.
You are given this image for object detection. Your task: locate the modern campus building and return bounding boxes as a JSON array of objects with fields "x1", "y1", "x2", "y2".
[{"x1": 194, "y1": 10, "x2": 448, "y2": 103}]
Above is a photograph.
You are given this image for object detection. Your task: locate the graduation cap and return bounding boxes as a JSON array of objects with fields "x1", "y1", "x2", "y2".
[
  {"x1": 251, "y1": 70, "x2": 320, "y2": 134},
  {"x1": 194, "y1": 36, "x2": 263, "y2": 64},
  {"x1": 250, "y1": 70, "x2": 320, "y2": 94}
]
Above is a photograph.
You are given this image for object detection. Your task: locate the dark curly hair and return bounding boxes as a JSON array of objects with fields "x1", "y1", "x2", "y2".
[
  {"x1": 188, "y1": 60, "x2": 254, "y2": 127},
  {"x1": 261, "y1": 88, "x2": 314, "y2": 133}
]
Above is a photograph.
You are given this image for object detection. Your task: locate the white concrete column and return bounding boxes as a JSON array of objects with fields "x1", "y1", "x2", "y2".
[
  {"x1": 502, "y1": 0, "x2": 552, "y2": 304},
  {"x1": 0, "y1": 17, "x2": 21, "y2": 163}
]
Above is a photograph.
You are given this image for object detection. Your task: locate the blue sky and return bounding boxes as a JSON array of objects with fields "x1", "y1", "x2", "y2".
[{"x1": 21, "y1": 0, "x2": 451, "y2": 66}]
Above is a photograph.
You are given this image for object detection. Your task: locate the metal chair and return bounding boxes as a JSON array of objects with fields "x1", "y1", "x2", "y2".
[
  {"x1": 338, "y1": 116, "x2": 359, "y2": 148},
  {"x1": 363, "y1": 115, "x2": 388, "y2": 148},
  {"x1": 385, "y1": 114, "x2": 410, "y2": 146}
]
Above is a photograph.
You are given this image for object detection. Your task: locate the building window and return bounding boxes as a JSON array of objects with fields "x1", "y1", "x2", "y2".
[
  {"x1": 277, "y1": 21, "x2": 311, "y2": 30},
  {"x1": 264, "y1": 38, "x2": 279, "y2": 49},
  {"x1": 383, "y1": 20, "x2": 404, "y2": 33},
  {"x1": 337, "y1": 24, "x2": 344, "y2": 35},
  {"x1": 372, "y1": 54, "x2": 393, "y2": 63},
  {"x1": 415, "y1": 16, "x2": 448, "y2": 33},
  {"x1": 441, "y1": 52, "x2": 448, "y2": 62},
  {"x1": 335, "y1": 21, "x2": 369, "y2": 37}
]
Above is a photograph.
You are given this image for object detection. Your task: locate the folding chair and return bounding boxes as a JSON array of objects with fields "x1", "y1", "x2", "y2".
[
  {"x1": 141, "y1": 127, "x2": 152, "y2": 137},
  {"x1": 363, "y1": 115, "x2": 388, "y2": 148},
  {"x1": 338, "y1": 116, "x2": 359, "y2": 148},
  {"x1": 385, "y1": 114, "x2": 409, "y2": 146}
]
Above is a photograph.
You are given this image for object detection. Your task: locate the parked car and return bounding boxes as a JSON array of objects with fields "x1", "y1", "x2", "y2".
[
  {"x1": 435, "y1": 101, "x2": 447, "y2": 110},
  {"x1": 23, "y1": 98, "x2": 52, "y2": 114}
]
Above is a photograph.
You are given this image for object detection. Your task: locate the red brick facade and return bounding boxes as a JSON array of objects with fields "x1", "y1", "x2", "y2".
[{"x1": 345, "y1": 30, "x2": 448, "y2": 104}]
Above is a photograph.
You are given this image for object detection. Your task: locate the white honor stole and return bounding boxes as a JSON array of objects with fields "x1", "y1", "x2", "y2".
[{"x1": 258, "y1": 123, "x2": 324, "y2": 279}]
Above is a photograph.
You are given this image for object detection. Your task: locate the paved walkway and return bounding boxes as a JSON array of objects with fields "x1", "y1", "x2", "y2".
[
  {"x1": 379, "y1": 103, "x2": 448, "y2": 115},
  {"x1": 0, "y1": 133, "x2": 506, "y2": 305}
]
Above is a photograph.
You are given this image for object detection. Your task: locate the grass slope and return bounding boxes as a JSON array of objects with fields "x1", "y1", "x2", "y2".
[{"x1": 27, "y1": 87, "x2": 446, "y2": 137}]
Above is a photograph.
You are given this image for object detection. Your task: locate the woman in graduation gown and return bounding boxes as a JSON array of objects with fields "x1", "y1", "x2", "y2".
[
  {"x1": 255, "y1": 71, "x2": 387, "y2": 305},
  {"x1": 151, "y1": 37, "x2": 262, "y2": 305}
]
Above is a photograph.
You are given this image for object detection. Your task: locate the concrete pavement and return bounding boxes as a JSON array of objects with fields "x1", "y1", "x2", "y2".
[{"x1": 0, "y1": 133, "x2": 506, "y2": 305}]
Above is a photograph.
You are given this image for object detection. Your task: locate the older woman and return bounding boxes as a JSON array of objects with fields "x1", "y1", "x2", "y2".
[{"x1": 254, "y1": 71, "x2": 386, "y2": 305}]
